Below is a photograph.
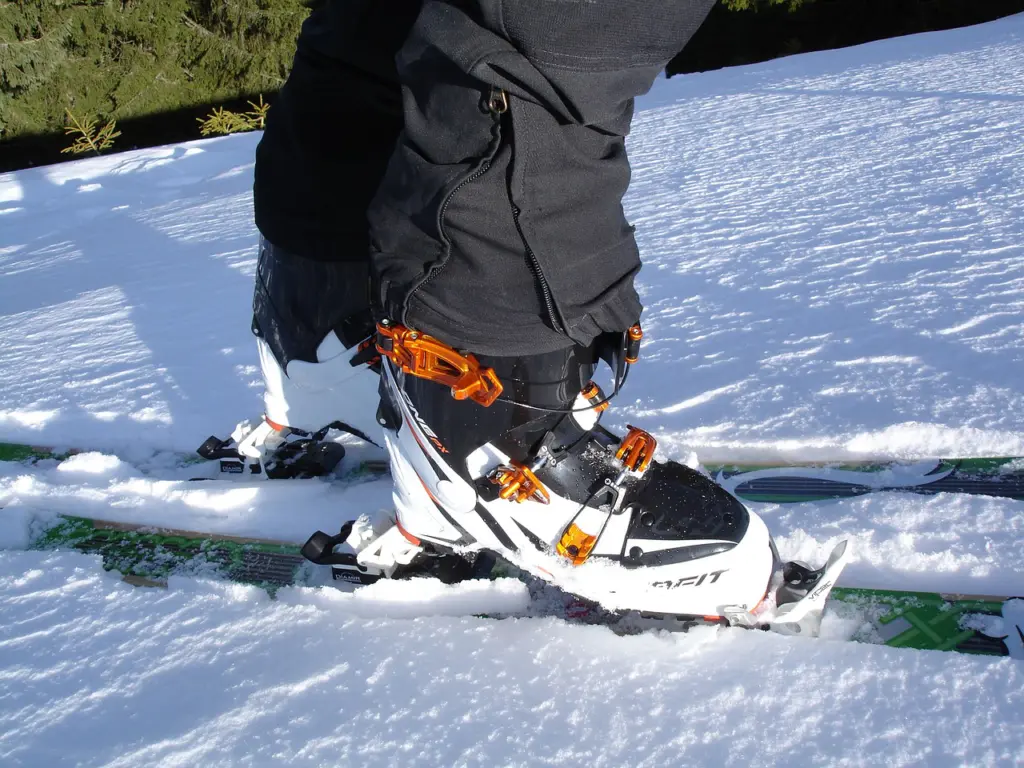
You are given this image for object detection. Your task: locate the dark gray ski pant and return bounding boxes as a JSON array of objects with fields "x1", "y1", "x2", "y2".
[{"x1": 254, "y1": 0, "x2": 715, "y2": 357}]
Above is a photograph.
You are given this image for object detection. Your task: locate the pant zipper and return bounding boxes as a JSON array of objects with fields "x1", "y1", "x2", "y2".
[
  {"x1": 408, "y1": 91, "x2": 506, "y2": 304},
  {"x1": 511, "y1": 202, "x2": 564, "y2": 334},
  {"x1": 410, "y1": 87, "x2": 565, "y2": 337}
]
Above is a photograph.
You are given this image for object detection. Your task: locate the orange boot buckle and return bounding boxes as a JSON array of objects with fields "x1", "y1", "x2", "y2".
[
  {"x1": 625, "y1": 324, "x2": 643, "y2": 364},
  {"x1": 376, "y1": 322, "x2": 504, "y2": 407},
  {"x1": 580, "y1": 381, "x2": 610, "y2": 413},
  {"x1": 489, "y1": 462, "x2": 550, "y2": 504},
  {"x1": 615, "y1": 426, "x2": 656, "y2": 474}
]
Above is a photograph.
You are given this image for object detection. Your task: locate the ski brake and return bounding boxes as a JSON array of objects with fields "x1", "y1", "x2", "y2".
[{"x1": 724, "y1": 539, "x2": 852, "y2": 636}]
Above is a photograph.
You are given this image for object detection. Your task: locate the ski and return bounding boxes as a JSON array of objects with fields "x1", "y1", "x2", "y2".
[
  {"x1": 31, "y1": 514, "x2": 309, "y2": 588},
  {"x1": 7, "y1": 441, "x2": 1022, "y2": 657},
  {"x1": 829, "y1": 587, "x2": 1023, "y2": 658},
  {"x1": 19, "y1": 511, "x2": 1022, "y2": 659},
  {"x1": 0, "y1": 442, "x2": 74, "y2": 463},
  {"x1": 0, "y1": 441, "x2": 208, "y2": 471},
  {"x1": 705, "y1": 456, "x2": 1024, "y2": 503},
  {"x1": 7, "y1": 441, "x2": 1023, "y2": 504},
  {"x1": 0, "y1": 440, "x2": 388, "y2": 483}
]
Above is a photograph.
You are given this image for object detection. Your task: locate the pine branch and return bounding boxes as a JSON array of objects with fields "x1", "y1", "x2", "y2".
[
  {"x1": 246, "y1": 94, "x2": 269, "y2": 129},
  {"x1": 196, "y1": 95, "x2": 270, "y2": 136},
  {"x1": 61, "y1": 109, "x2": 121, "y2": 156},
  {"x1": 197, "y1": 106, "x2": 251, "y2": 136}
]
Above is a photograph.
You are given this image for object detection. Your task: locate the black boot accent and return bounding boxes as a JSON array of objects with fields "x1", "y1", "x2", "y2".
[
  {"x1": 265, "y1": 438, "x2": 345, "y2": 479},
  {"x1": 196, "y1": 435, "x2": 243, "y2": 461},
  {"x1": 301, "y1": 521, "x2": 356, "y2": 565}
]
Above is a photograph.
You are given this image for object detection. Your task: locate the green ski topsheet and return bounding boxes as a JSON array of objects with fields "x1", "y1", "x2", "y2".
[
  {"x1": 0, "y1": 442, "x2": 78, "y2": 463},
  {"x1": 22, "y1": 513, "x2": 1024, "y2": 660},
  {"x1": 0, "y1": 441, "x2": 206, "y2": 468}
]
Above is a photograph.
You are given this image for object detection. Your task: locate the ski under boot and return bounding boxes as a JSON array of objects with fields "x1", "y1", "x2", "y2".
[{"x1": 315, "y1": 321, "x2": 849, "y2": 635}]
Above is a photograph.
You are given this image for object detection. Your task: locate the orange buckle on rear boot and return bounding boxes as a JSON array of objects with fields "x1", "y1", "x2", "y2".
[
  {"x1": 615, "y1": 426, "x2": 656, "y2": 474},
  {"x1": 376, "y1": 322, "x2": 504, "y2": 407},
  {"x1": 488, "y1": 462, "x2": 550, "y2": 504}
]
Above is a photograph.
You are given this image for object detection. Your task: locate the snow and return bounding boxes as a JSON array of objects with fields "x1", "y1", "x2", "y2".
[
  {"x1": 0, "y1": 452, "x2": 391, "y2": 545},
  {"x1": 2, "y1": 13, "x2": 1024, "y2": 766},
  {"x1": 2, "y1": 550, "x2": 1021, "y2": 767},
  {"x1": 626, "y1": 14, "x2": 1024, "y2": 464}
]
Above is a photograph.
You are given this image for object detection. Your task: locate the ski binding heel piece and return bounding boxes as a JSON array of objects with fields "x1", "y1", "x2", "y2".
[
  {"x1": 197, "y1": 419, "x2": 347, "y2": 480},
  {"x1": 301, "y1": 521, "x2": 355, "y2": 565},
  {"x1": 316, "y1": 525, "x2": 425, "y2": 585},
  {"x1": 196, "y1": 432, "x2": 264, "y2": 476}
]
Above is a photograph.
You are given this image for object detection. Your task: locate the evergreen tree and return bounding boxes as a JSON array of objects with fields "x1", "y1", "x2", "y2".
[{"x1": 0, "y1": 0, "x2": 309, "y2": 142}]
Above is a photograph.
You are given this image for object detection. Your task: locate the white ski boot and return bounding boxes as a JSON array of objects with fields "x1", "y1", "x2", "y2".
[
  {"x1": 197, "y1": 333, "x2": 384, "y2": 479},
  {"x1": 313, "y1": 321, "x2": 849, "y2": 635},
  {"x1": 197, "y1": 238, "x2": 385, "y2": 479}
]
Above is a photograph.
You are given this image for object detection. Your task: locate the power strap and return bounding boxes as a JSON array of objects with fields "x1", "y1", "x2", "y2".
[
  {"x1": 375, "y1": 321, "x2": 504, "y2": 407},
  {"x1": 375, "y1": 319, "x2": 643, "y2": 414}
]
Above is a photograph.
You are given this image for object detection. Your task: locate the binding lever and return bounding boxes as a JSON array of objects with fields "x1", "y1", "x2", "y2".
[
  {"x1": 301, "y1": 521, "x2": 356, "y2": 566},
  {"x1": 375, "y1": 321, "x2": 503, "y2": 407}
]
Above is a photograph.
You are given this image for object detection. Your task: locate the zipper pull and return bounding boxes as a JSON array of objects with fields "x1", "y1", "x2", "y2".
[{"x1": 487, "y1": 87, "x2": 508, "y2": 115}]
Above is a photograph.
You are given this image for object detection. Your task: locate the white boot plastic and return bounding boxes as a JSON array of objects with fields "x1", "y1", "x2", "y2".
[
  {"x1": 257, "y1": 333, "x2": 383, "y2": 445},
  {"x1": 198, "y1": 331, "x2": 385, "y2": 479}
]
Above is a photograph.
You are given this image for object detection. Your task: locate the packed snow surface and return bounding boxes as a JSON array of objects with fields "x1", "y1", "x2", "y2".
[{"x1": 2, "y1": 14, "x2": 1024, "y2": 766}]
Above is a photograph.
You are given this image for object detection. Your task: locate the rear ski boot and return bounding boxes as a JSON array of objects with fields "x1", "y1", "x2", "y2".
[
  {"x1": 196, "y1": 331, "x2": 384, "y2": 479},
  {"x1": 197, "y1": 238, "x2": 385, "y2": 479},
  {"x1": 339, "y1": 320, "x2": 848, "y2": 634}
]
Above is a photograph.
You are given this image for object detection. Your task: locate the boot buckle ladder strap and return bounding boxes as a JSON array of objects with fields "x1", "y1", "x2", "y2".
[{"x1": 375, "y1": 321, "x2": 504, "y2": 406}]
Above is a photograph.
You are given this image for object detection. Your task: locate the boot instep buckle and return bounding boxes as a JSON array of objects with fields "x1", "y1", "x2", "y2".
[
  {"x1": 488, "y1": 462, "x2": 550, "y2": 505},
  {"x1": 616, "y1": 426, "x2": 656, "y2": 474}
]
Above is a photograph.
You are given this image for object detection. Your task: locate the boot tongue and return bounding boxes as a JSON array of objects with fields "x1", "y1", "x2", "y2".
[
  {"x1": 468, "y1": 343, "x2": 596, "y2": 465},
  {"x1": 476, "y1": 343, "x2": 597, "y2": 411}
]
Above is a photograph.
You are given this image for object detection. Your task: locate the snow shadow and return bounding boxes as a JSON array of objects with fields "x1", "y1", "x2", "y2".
[{"x1": 0, "y1": 136, "x2": 263, "y2": 452}]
